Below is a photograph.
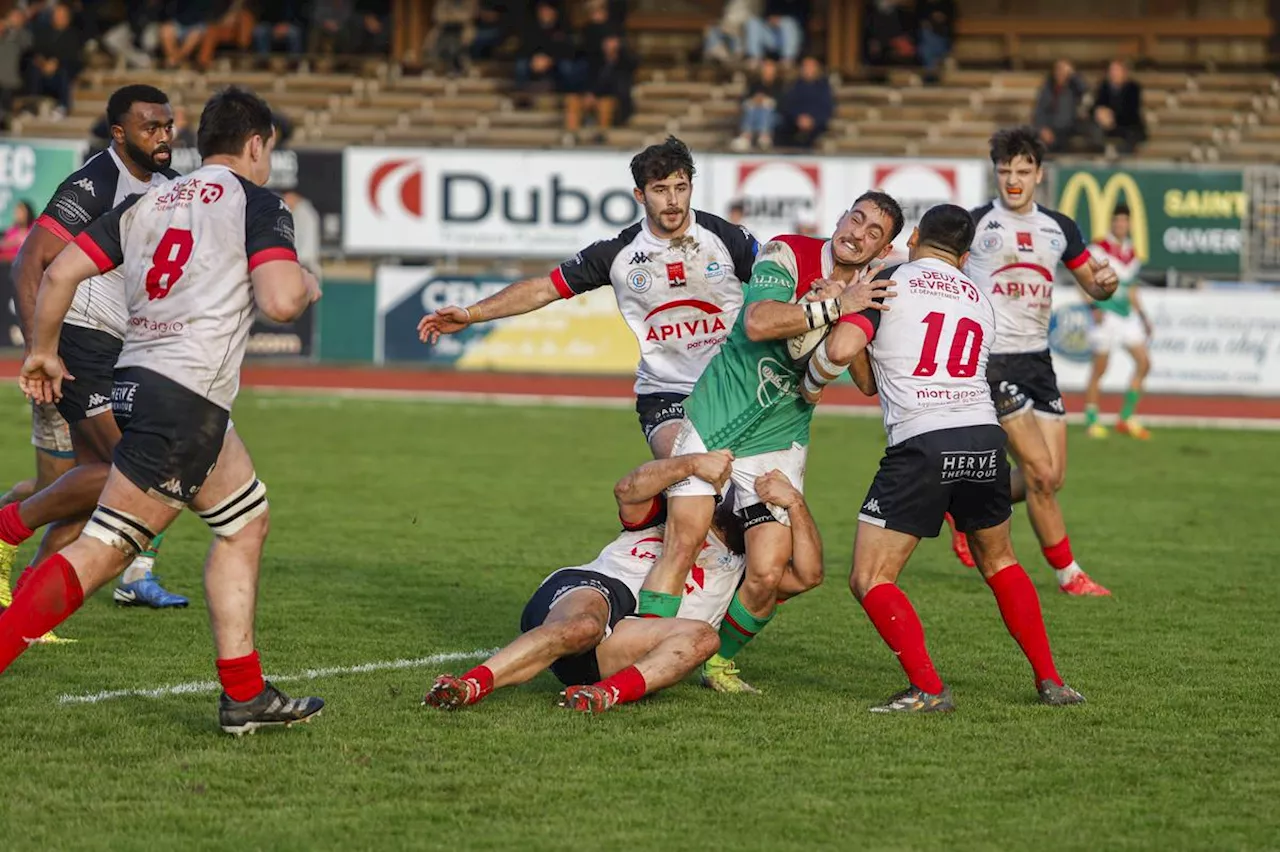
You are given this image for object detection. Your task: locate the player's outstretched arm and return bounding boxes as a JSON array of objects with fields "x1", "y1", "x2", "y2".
[
  {"x1": 754, "y1": 471, "x2": 823, "y2": 599},
  {"x1": 614, "y1": 451, "x2": 733, "y2": 526},
  {"x1": 11, "y1": 224, "x2": 68, "y2": 351},
  {"x1": 417, "y1": 275, "x2": 561, "y2": 344}
]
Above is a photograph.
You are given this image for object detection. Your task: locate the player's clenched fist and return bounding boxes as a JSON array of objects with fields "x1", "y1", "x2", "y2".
[
  {"x1": 418, "y1": 306, "x2": 473, "y2": 344},
  {"x1": 690, "y1": 449, "x2": 734, "y2": 490},
  {"x1": 754, "y1": 469, "x2": 801, "y2": 510},
  {"x1": 1088, "y1": 255, "x2": 1119, "y2": 298}
]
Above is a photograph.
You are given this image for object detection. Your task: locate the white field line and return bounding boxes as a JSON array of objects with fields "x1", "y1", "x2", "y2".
[
  {"x1": 243, "y1": 384, "x2": 1280, "y2": 431},
  {"x1": 56, "y1": 647, "x2": 498, "y2": 707}
]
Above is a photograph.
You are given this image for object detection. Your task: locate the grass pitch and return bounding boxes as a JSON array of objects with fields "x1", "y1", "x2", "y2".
[{"x1": 1, "y1": 386, "x2": 1277, "y2": 851}]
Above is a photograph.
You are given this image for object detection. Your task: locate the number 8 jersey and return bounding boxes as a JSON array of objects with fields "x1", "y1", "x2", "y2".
[
  {"x1": 865, "y1": 259, "x2": 999, "y2": 446},
  {"x1": 74, "y1": 164, "x2": 297, "y2": 411}
]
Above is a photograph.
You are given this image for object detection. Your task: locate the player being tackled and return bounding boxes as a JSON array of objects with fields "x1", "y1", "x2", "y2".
[
  {"x1": 801, "y1": 204, "x2": 1085, "y2": 712},
  {"x1": 424, "y1": 453, "x2": 824, "y2": 714}
]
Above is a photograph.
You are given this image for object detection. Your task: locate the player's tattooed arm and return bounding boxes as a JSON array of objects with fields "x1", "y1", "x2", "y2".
[
  {"x1": 614, "y1": 451, "x2": 734, "y2": 527},
  {"x1": 754, "y1": 471, "x2": 823, "y2": 599}
]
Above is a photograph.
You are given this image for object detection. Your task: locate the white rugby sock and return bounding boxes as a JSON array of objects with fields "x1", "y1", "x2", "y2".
[{"x1": 1054, "y1": 561, "x2": 1083, "y2": 585}]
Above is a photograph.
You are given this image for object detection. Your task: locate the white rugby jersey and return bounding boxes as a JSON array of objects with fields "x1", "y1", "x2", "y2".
[
  {"x1": 1089, "y1": 237, "x2": 1140, "y2": 282},
  {"x1": 550, "y1": 210, "x2": 759, "y2": 396},
  {"x1": 35, "y1": 147, "x2": 179, "y2": 340},
  {"x1": 965, "y1": 199, "x2": 1090, "y2": 354},
  {"x1": 864, "y1": 258, "x2": 999, "y2": 446},
  {"x1": 550, "y1": 507, "x2": 746, "y2": 627},
  {"x1": 74, "y1": 164, "x2": 298, "y2": 410}
]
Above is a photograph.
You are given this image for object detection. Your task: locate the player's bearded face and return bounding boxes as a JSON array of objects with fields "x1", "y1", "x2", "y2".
[
  {"x1": 122, "y1": 103, "x2": 175, "y2": 173},
  {"x1": 996, "y1": 155, "x2": 1041, "y2": 210},
  {"x1": 831, "y1": 202, "x2": 893, "y2": 267},
  {"x1": 638, "y1": 172, "x2": 692, "y2": 237}
]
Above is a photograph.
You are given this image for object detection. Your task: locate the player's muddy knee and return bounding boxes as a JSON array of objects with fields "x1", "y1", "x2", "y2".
[
  {"x1": 687, "y1": 621, "x2": 720, "y2": 660},
  {"x1": 553, "y1": 613, "x2": 606, "y2": 654}
]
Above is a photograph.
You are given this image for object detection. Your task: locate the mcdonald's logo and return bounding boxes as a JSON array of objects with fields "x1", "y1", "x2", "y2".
[{"x1": 1058, "y1": 171, "x2": 1148, "y2": 262}]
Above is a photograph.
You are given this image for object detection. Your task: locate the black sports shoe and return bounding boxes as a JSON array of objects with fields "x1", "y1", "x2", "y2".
[
  {"x1": 1038, "y1": 679, "x2": 1086, "y2": 706},
  {"x1": 219, "y1": 681, "x2": 324, "y2": 735}
]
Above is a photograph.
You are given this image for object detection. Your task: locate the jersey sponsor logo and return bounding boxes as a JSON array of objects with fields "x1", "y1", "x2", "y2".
[
  {"x1": 755, "y1": 355, "x2": 796, "y2": 407},
  {"x1": 1016, "y1": 231, "x2": 1034, "y2": 252},
  {"x1": 626, "y1": 268, "x2": 653, "y2": 293},
  {"x1": 630, "y1": 251, "x2": 651, "y2": 264},
  {"x1": 666, "y1": 261, "x2": 686, "y2": 287},
  {"x1": 908, "y1": 269, "x2": 980, "y2": 303},
  {"x1": 939, "y1": 449, "x2": 1000, "y2": 483},
  {"x1": 199, "y1": 183, "x2": 224, "y2": 204},
  {"x1": 73, "y1": 178, "x2": 95, "y2": 197},
  {"x1": 52, "y1": 190, "x2": 91, "y2": 226},
  {"x1": 978, "y1": 232, "x2": 1003, "y2": 252},
  {"x1": 155, "y1": 177, "x2": 219, "y2": 211},
  {"x1": 643, "y1": 299, "x2": 726, "y2": 346},
  {"x1": 704, "y1": 260, "x2": 726, "y2": 284},
  {"x1": 916, "y1": 385, "x2": 986, "y2": 405},
  {"x1": 629, "y1": 537, "x2": 662, "y2": 561},
  {"x1": 368, "y1": 157, "x2": 424, "y2": 218},
  {"x1": 128, "y1": 315, "x2": 186, "y2": 336}
]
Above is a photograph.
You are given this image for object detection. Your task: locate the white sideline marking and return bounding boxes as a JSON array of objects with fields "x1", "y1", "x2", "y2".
[
  {"x1": 243, "y1": 385, "x2": 1280, "y2": 431},
  {"x1": 56, "y1": 647, "x2": 498, "y2": 707}
]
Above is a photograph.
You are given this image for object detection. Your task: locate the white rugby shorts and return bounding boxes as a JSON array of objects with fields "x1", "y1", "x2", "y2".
[
  {"x1": 1089, "y1": 312, "x2": 1146, "y2": 354},
  {"x1": 665, "y1": 419, "x2": 807, "y2": 525}
]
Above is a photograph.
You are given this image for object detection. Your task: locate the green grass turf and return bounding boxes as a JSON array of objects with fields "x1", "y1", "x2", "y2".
[{"x1": 1, "y1": 385, "x2": 1278, "y2": 851}]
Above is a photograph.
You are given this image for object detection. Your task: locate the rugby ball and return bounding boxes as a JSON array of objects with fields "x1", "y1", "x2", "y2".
[{"x1": 786, "y1": 291, "x2": 831, "y2": 365}]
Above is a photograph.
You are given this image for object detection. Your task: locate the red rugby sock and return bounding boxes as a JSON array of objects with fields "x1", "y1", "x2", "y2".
[
  {"x1": 596, "y1": 666, "x2": 647, "y2": 704},
  {"x1": 462, "y1": 665, "x2": 495, "y2": 702},
  {"x1": 0, "y1": 554, "x2": 83, "y2": 673},
  {"x1": 860, "y1": 583, "x2": 945, "y2": 695},
  {"x1": 1042, "y1": 537, "x2": 1075, "y2": 571},
  {"x1": 216, "y1": 651, "x2": 265, "y2": 702},
  {"x1": 987, "y1": 564, "x2": 1063, "y2": 686},
  {"x1": 0, "y1": 502, "x2": 34, "y2": 547}
]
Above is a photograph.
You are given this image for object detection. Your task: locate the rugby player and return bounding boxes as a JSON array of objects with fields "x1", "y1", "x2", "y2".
[
  {"x1": 1083, "y1": 204, "x2": 1152, "y2": 440},
  {"x1": 417, "y1": 136, "x2": 759, "y2": 459},
  {"x1": 802, "y1": 204, "x2": 1085, "y2": 712},
  {"x1": 424, "y1": 453, "x2": 824, "y2": 714},
  {"x1": 635, "y1": 192, "x2": 902, "y2": 692},
  {"x1": 950, "y1": 127, "x2": 1119, "y2": 596},
  {"x1": 6, "y1": 87, "x2": 324, "y2": 735},
  {"x1": 0, "y1": 85, "x2": 187, "y2": 612}
]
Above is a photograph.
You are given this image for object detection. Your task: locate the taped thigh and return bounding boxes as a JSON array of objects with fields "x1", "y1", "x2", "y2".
[
  {"x1": 197, "y1": 476, "x2": 268, "y2": 537},
  {"x1": 84, "y1": 505, "x2": 158, "y2": 555}
]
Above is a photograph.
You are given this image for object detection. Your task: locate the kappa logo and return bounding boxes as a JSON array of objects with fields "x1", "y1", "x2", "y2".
[
  {"x1": 73, "y1": 178, "x2": 95, "y2": 197},
  {"x1": 368, "y1": 157, "x2": 424, "y2": 218},
  {"x1": 630, "y1": 252, "x2": 651, "y2": 264},
  {"x1": 862, "y1": 498, "x2": 881, "y2": 514},
  {"x1": 158, "y1": 477, "x2": 184, "y2": 495},
  {"x1": 87, "y1": 393, "x2": 110, "y2": 408},
  {"x1": 985, "y1": 220, "x2": 1003, "y2": 230}
]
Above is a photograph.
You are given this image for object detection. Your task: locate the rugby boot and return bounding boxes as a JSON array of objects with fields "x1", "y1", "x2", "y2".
[
  {"x1": 870, "y1": 685, "x2": 955, "y2": 714},
  {"x1": 700, "y1": 654, "x2": 760, "y2": 694},
  {"x1": 1038, "y1": 680, "x2": 1086, "y2": 706},
  {"x1": 944, "y1": 513, "x2": 976, "y2": 568},
  {"x1": 558, "y1": 684, "x2": 616, "y2": 715},
  {"x1": 114, "y1": 567, "x2": 189, "y2": 608},
  {"x1": 1086, "y1": 423, "x2": 1109, "y2": 439},
  {"x1": 423, "y1": 674, "x2": 485, "y2": 709},
  {"x1": 1059, "y1": 571, "x2": 1111, "y2": 597},
  {"x1": 219, "y1": 681, "x2": 324, "y2": 735},
  {"x1": 1115, "y1": 418, "x2": 1150, "y2": 440}
]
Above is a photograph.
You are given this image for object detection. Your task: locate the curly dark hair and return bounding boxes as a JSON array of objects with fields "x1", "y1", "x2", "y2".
[
  {"x1": 989, "y1": 125, "x2": 1047, "y2": 167},
  {"x1": 629, "y1": 136, "x2": 696, "y2": 190}
]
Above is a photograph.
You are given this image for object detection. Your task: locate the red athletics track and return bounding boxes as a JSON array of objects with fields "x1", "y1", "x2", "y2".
[{"x1": 5, "y1": 360, "x2": 1280, "y2": 423}]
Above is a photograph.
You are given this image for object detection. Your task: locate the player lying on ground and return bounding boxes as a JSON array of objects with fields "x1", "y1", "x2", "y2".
[
  {"x1": 1083, "y1": 203, "x2": 1153, "y2": 440},
  {"x1": 424, "y1": 453, "x2": 824, "y2": 714},
  {"x1": 635, "y1": 192, "x2": 903, "y2": 693},
  {"x1": 0, "y1": 84, "x2": 188, "y2": 613},
  {"x1": 944, "y1": 126, "x2": 1118, "y2": 596},
  {"x1": 7, "y1": 87, "x2": 324, "y2": 735},
  {"x1": 417, "y1": 136, "x2": 759, "y2": 459},
  {"x1": 802, "y1": 204, "x2": 1085, "y2": 712}
]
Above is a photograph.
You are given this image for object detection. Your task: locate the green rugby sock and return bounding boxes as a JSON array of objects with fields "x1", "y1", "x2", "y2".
[
  {"x1": 637, "y1": 590, "x2": 680, "y2": 618},
  {"x1": 1120, "y1": 389, "x2": 1142, "y2": 420},
  {"x1": 1084, "y1": 404, "x2": 1099, "y2": 427},
  {"x1": 142, "y1": 532, "x2": 166, "y2": 560},
  {"x1": 716, "y1": 594, "x2": 774, "y2": 660}
]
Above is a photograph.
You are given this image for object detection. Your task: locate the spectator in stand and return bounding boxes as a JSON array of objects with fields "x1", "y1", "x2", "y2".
[
  {"x1": 1033, "y1": 58, "x2": 1099, "y2": 153},
  {"x1": 348, "y1": 0, "x2": 390, "y2": 54},
  {"x1": 777, "y1": 55, "x2": 832, "y2": 149},
  {"x1": 731, "y1": 56, "x2": 783, "y2": 151},
  {"x1": 159, "y1": 0, "x2": 214, "y2": 68},
  {"x1": 1093, "y1": 59, "x2": 1146, "y2": 154},
  {"x1": 470, "y1": 1, "x2": 513, "y2": 59},
  {"x1": 0, "y1": 9, "x2": 32, "y2": 125},
  {"x1": 1, "y1": 200, "x2": 33, "y2": 262},
  {"x1": 252, "y1": 0, "x2": 306, "y2": 57},
  {"x1": 916, "y1": 0, "x2": 954, "y2": 81},
  {"x1": 309, "y1": 0, "x2": 350, "y2": 53},
  {"x1": 745, "y1": 0, "x2": 808, "y2": 67},
  {"x1": 578, "y1": 0, "x2": 618, "y2": 63},
  {"x1": 705, "y1": 0, "x2": 759, "y2": 66},
  {"x1": 25, "y1": 2, "x2": 80, "y2": 117},
  {"x1": 197, "y1": 1, "x2": 255, "y2": 69},
  {"x1": 564, "y1": 33, "x2": 634, "y2": 135},
  {"x1": 429, "y1": 0, "x2": 479, "y2": 74},
  {"x1": 864, "y1": 0, "x2": 915, "y2": 71},
  {"x1": 515, "y1": 2, "x2": 577, "y2": 100},
  {"x1": 99, "y1": 1, "x2": 162, "y2": 69}
]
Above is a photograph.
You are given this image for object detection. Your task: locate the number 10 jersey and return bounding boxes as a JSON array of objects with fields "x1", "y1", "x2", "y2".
[{"x1": 868, "y1": 258, "x2": 999, "y2": 446}]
